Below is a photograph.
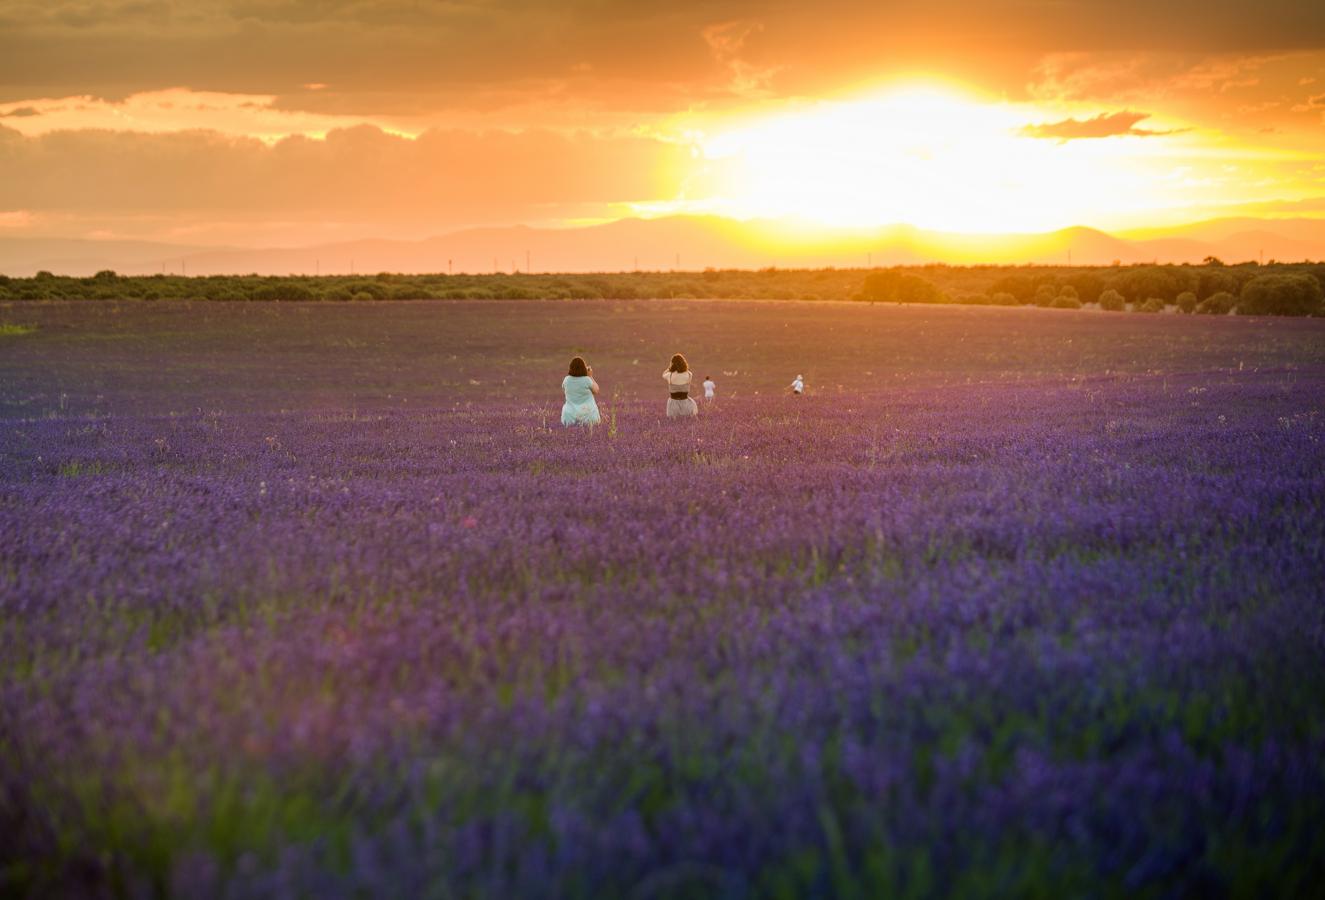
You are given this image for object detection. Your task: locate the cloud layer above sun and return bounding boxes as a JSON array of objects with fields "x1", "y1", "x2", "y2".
[{"x1": 0, "y1": 0, "x2": 1322, "y2": 245}]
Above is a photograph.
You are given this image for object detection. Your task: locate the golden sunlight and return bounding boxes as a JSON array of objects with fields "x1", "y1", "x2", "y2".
[{"x1": 682, "y1": 86, "x2": 1212, "y2": 233}]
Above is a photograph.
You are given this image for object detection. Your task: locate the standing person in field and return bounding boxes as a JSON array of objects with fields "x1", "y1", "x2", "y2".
[
  {"x1": 789, "y1": 373, "x2": 805, "y2": 396},
  {"x1": 663, "y1": 353, "x2": 698, "y2": 419},
  {"x1": 561, "y1": 356, "x2": 601, "y2": 427},
  {"x1": 702, "y1": 374, "x2": 716, "y2": 401}
]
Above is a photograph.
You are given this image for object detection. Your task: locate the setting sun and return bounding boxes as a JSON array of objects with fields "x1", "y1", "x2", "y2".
[{"x1": 670, "y1": 86, "x2": 1200, "y2": 233}]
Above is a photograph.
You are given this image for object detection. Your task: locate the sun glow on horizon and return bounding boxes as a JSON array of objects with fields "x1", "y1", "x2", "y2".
[{"x1": 665, "y1": 84, "x2": 1227, "y2": 234}]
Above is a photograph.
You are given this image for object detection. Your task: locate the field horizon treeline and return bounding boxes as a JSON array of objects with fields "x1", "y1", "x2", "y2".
[{"x1": 2, "y1": 258, "x2": 1323, "y2": 316}]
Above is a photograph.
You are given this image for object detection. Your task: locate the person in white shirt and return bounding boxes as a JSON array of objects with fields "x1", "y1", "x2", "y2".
[
  {"x1": 789, "y1": 374, "x2": 804, "y2": 395},
  {"x1": 702, "y1": 375, "x2": 716, "y2": 401},
  {"x1": 663, "y1": 353, "x2": 699, "y2": 418}
]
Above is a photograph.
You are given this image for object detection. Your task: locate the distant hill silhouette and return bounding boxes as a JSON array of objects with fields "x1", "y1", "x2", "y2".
[{"x1": 1, "y1": 216, "x2": 1320, "y2": 277}]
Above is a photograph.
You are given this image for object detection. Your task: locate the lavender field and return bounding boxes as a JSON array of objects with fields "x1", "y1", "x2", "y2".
[{"x1": 2, "y1": 298, "x2": 1324, "y2": 898}]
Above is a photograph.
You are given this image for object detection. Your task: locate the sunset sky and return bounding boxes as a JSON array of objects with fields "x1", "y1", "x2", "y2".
[{"x1": 1, "y1": 0, "x2": 1324, "y2": 250}]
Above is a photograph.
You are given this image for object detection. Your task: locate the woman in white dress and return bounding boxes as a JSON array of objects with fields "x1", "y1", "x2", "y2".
[
  {"x1": 663, "y1": 353, "x2": 699, "y2": 419},
  {"x1": 561, "y1": 356, "x2": 601, "y2": 426}
]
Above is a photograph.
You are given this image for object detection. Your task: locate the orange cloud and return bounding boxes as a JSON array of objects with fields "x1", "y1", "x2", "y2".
[
  {"x1": 1027, "y1": 53, "x2": 1280, "y2": 104},
  {"x1": 1020, "y1": 110, "x2": 1184, "y2": 140},
  {"x1": 5, "y1": 2, "x2": 1324, "y2": 115},
  {"x1": 0, "y1": 123, "x2": 692, "y2": 242},
  {"x1": 702, "y1": 20, "x2": 780, "y2": 97},
  {"x1": 0, "y1": 89, "x2": 404, "y2": 141}
]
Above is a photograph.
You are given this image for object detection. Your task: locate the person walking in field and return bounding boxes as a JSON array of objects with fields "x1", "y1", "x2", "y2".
[
  {"x1": 789, "y1": 373, "x2": 804, "y2": 396},
  {"x1": 561, "y1": 356, "x2": 601, "y2": 426},
  {"x1": 702, "y1": 374, "x2": 716, "y2": 401},
  {"x1": 663, "y1": 353, "x2": 699, "y2": 419}
]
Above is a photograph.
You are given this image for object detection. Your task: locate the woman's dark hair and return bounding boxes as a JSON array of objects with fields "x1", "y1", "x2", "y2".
[
  {"x1": 568, "y1": 356, "x2": 588, "y2": 377},
  {"x1": 669, "y1": 353, "x2": 688, "y2": 373}
]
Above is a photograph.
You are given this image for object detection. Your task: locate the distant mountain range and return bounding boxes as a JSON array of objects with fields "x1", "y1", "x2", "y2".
[{"x1": 1, "y1": 216, "x2": 1322, "y2": 277}]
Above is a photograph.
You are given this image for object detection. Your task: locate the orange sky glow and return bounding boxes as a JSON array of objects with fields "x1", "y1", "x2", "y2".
[{"x1": 0, "y1": 1, "x2": 1323, "y2": 263}]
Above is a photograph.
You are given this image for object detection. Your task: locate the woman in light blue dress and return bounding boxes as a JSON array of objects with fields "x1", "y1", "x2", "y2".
[{"x1": 561, "y1": 356, "x2": 601, "y2": 426}]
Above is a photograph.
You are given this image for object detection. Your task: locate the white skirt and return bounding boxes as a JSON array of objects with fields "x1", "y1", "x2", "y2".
[{"x1": 666, "y1": 397, "x2": 698, "y2": 418}]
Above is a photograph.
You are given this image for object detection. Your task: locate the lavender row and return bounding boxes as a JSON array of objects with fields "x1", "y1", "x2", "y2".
[{"x1": 2, "y1": 305, "x2": 1324, "y2": 896}]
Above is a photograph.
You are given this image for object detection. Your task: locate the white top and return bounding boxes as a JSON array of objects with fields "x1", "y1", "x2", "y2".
[
  {"x1": 702, "y1": 378, "x2": 715, "y2": 397},
  {"x1": 663, "y1": 370, "x2": 693, "y2": 387},
  {"x1": 791, "y1": 376, "x2": 804, "y2": 393}
]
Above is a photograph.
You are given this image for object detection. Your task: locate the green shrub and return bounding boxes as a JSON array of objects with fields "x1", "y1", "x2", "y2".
[
  {"x1": 1063, "y1": 271, "x2": 1102, "y2": 302},
  {"x1": 1137, "y1": 297, "x2": 1165, "y2": 314},
  {"x1": 345, "y1": 281, "x2": 389, "y2": 300},
  {"x1": 860, "y1": 270, "x2": 945, "y2": 304},
  {"x1": 389, "y1": 285, "x2": 433, "y2": 300},
  {"x1": 252, "y1": 283, "x2": 317, "y2": 302},
  {"x1": 1196, "y1": 291, "x2": 1236, "y2": 315},
  {"x1": 1198, "y1": 269, "x2": 1238, "y2": 299},
  {"x1": 988, "y1": 274, "x2": 1035, "y2": 303},
  {"x1": 1175, "y1": 291, "x2": 1198, "y2": 314},
  {"x1": 1110, "y1": 265, "x2": 1183, "y2": 304},
  {"x1": 1097, "y1": 289, "x2": 1125, "y2": 311},
  {"x1": 990, "y1": 292, "x2": 1018, "y2": 306},
  {"x1": 1051, "y1": 294, "x2": 1082, "y2": 309},
  {"x1": 1237, "y1": 274, "x2": 1324, "y2": 316}
]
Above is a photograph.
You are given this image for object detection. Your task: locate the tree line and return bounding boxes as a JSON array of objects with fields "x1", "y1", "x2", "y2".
[{"x1": 2, "y1": 260, "x2": 1322, "y2": 316}]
